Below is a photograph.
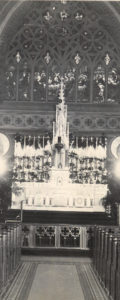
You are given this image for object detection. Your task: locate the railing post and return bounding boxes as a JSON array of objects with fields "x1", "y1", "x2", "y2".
[
  {"x1": 93, "y1": 226, "x2": 97, "y2": 269},
  {"x1": 0, "y1": 233, "x2": 3, "y2": 293},
  {"x1": 111, "y1": 236, "x2": 118, "y2": 300},
  {"x1": 103, "y1": 230, "x2": 108, "y2": 287},
  {"x1": 6, "y1": 228, "x2": 11, "y2": 281},
  {"x1": 106, "y1": 233, "x2": 113, "y2": 293},
  {"x1": 97, "y1": 227, "x2": 102, "y2": 277},
  {"x1": 100, "y1": 229, "x2": 105, "y2": 282},
  {"x1": 2, "y1": 230, "x2": 7, "y2": 288},
  {"x1": 55, "y1": 225, "x2": 60, "y2": 248},
  {"x1": 116, "y1": 237, "x2": 120, "y2": 300},
  {"x1": 29, "y1": 225, "x2": 35, "y2": 247}
]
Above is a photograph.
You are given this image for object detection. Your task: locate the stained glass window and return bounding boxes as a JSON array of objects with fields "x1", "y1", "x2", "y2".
[
  {"x1": 3, "y1": 1, "x2": 120, "y2": 104},
  {"x1": 93, "y1": 63, "x2": 105, "y2": 104}
]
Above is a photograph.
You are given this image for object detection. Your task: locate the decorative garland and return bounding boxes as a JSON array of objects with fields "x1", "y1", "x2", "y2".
[
  {"x1": 13, "y1": 135, "x2": 52, "y2": 182},
  {"x1": 14, "y1": 134, "x2": 52, "y2": 156},
  {"x1": 69, "y1": 136, "x2": 107, "y2": 184},
  {"x1": 69, "y1": 136, "x2": 107, "y2": 150},
  {"x1": 13, "y1": 134, "x2": 107, "y2": 184}
]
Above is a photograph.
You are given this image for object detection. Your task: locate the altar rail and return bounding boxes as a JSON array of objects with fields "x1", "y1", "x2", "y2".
[
  {"x1": 93, "y1": 226, "x2": 120, "y2": 300},
  {"x1": 21, "y1": 224, "x2": 93, "y2": 250},
  {"x1": 0, "y1": 223, "x2": 21, "y2": 296}
]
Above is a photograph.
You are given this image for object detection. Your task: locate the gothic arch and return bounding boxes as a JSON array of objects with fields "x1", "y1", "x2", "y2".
[{"x1": 2, "y1": 1, "x2": 120, "y2": 105}]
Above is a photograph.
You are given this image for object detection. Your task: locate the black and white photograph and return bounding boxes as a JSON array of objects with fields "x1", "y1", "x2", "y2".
[{"x1": 0, "y1": 0, "x2": 120, "y2": 299}]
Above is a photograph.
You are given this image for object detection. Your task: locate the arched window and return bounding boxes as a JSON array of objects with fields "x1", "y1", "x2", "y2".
[{"x1": 4, "y1": 1, "x2": 120, "y2": 104}]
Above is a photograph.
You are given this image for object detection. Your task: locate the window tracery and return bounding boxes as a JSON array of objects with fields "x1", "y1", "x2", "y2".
[{"x1": 4, "y1": 1, "x2": 120, "y2": 104}]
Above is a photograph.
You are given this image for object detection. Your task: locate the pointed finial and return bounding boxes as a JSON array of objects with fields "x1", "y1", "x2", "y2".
[{"x1": 59, "y1": 76, "x2": 65, "y2": 104}]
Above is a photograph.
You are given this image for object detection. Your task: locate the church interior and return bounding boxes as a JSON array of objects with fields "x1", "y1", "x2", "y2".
[{"x1": 0, "y1": 1, "x2": 120, "y2": 299}]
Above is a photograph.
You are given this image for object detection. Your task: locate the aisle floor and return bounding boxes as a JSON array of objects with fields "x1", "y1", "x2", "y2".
[{"x1": 2, "y1": 256, "x2": 110, "y2": 300}]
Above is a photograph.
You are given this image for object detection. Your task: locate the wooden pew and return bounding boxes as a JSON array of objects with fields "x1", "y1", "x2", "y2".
[
  {"x1": 92, "y1": 226, "x2": 120, "y2": 299},
  {"x1": 0, "y1": 223, "x2": 21, "y2": 296},
  {"x1": 116, "y1": 236, "x2": 120, "y2": 300},
  {"x1": 110, "y1": 236, "x2": 118, "y2": 300}
]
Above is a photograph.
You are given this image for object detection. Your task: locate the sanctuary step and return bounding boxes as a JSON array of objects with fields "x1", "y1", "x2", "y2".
[{"x1": 7, "y1": 209, "x2": 115, "y2": 225}]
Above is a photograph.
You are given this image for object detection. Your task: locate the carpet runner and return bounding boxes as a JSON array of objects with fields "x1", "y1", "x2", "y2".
[{"x1": 1, "y1": 258, "x2": 109, "y2": 300}]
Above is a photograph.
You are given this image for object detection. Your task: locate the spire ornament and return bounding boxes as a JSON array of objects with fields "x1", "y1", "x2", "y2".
[{"x1": 59, "y1": 76, "x2": 65, "y2": 104}]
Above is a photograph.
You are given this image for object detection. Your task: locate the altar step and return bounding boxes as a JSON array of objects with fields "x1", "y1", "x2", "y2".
[
  {"x1": 21, "y1": 247, "x2": 91, "y2": 257},
  {"x1": 7, "y1": 209, "x2": 115, "y2": 225}
]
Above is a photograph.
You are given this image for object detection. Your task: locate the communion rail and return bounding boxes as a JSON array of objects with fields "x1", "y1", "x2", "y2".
[
  {"x1": 93, "y1": 226, "x2": 120, "y2": 300},
  {"x1": 21, "y1": 223, "x2": 93, "y2": 251},
  {"x1": 0, "y1": 222, "x2": 21, "y2": 297}
]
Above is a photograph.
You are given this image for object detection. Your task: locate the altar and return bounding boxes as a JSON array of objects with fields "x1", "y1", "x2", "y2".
[
  {"x1": 11, "y1": 78, "x2": 107, "y2": 212},
  {"x1": 12, "y1": 181, "x2": 106, "y2": 211}
]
